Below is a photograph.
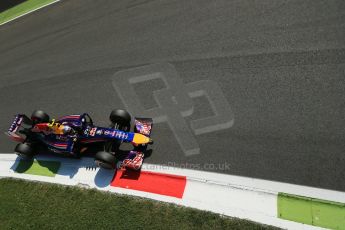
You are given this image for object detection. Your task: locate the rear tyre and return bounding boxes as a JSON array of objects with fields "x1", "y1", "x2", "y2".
[
  {"x1": 31, "y1": 110, "x2": 50, "y2": 124},
  {"x1": 15, "y1": 143, "x2": 34, "y2": 159},
  {"x1": 109, "y1": 109, "x2": 131, "y2": 131},
  {"x1": 95, "y1": 151, "x2": 116, "y2": 169}
]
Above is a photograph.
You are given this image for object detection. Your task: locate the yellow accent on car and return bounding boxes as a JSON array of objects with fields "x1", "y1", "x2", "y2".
[
  {"x1": 47, "y1": 119, "x2": 65, "y2": 135},
  {"x1": 47, "y1": 119, "x2": 56, "y2": 127},
  {"x1": 132, "y1": 133, "x2": 150, "y2": 145}
]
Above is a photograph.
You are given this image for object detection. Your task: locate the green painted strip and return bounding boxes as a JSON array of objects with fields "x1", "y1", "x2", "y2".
[
  {"x1": 278, "y1": 193, "x2": 345, "y2": 230},
  {"x1": 15, "y1": 159, "x2": 61, "y2": 177},
  {"x1": 0, "y1": 0, "x2": 56, "y2": 25}
]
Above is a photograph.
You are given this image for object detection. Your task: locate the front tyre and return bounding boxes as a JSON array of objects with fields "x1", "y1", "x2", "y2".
[
  {"x1": 31, "y1": 110, "x2": 50, "y2": 124},
  {"x1": 15, "y1": 143, "x2": 34, "y2": 159},
  {"x1": 109, "y1": 109, "x2": 131, "y2": 131},
  {"x1": 95, "y1": 151, "x2": 116, "y2": 169}
]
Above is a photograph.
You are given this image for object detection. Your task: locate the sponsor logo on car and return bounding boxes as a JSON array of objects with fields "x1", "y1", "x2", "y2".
[
  {"x1": 83, "y1": 127, "x2": 90, "y2": 136},
  {"x1": 96, "y1": 130, "x2": 103, "y2": 135},
  {"x1": 89, "y1": 128, "x2": 97, "y2": 136}
]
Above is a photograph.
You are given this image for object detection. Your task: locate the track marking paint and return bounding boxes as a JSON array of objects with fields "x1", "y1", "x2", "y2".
[
  {"x1": 110, "y1": 169, "x2": 187, "y2": 198},
  {"x1": 0, "y1": 154, "x2": 342, "y2": 229},
  {"x1": 15, "y1": 159, "x2": 61, "y2": 177},
  {"x1": 278, "y1": 193, "x2": 345, "y2": 229}
]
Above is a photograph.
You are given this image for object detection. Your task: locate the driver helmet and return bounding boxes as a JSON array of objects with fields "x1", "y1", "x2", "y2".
[{"x1": 62, "y1": 125, "x2": 73, "y2": 135}]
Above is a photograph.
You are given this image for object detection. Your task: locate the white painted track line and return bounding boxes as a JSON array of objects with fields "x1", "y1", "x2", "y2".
[
  {"x1": 0, "y1": 0, "x2": 60, "y2": 26},
  {"x1": 0, "y1": 153, "x2": 336, "y2": 229}
]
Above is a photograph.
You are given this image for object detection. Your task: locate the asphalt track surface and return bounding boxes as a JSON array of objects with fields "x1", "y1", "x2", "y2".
[{"x1": 0, "y1": 0, "x2": 344, "y2": 191}]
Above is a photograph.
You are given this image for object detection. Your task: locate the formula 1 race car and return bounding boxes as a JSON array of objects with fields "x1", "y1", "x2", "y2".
[{"x1": 5, "y1": 109, "x2": 153, "y2": 170}]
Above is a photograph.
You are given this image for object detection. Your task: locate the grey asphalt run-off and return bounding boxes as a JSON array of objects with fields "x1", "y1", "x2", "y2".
[{"x1": 0, "y1": 0, "x2": 344, "y2": 191}]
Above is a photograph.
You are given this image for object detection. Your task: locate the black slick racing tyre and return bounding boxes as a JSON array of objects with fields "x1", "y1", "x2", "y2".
[
  {"x1": 31, "y1": 110, "x2": 50, "y2": 124},
  {"x1": 109, "y1": 109, "x2": 131, "y2": 131},
  {"x1": 95, "y1": 151, "x2": 116, "y2": 169},
  {"x1": 15, "y1": 143, "x2": 34, "y2": 159}
]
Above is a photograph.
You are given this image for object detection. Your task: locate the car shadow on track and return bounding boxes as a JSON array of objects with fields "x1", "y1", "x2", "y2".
[{"x1": 10, "y1": 146, "x2": 153, "y2": 188}]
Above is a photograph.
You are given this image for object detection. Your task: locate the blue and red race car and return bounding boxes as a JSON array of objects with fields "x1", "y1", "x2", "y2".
[{"x1": 6, "y1": 109, "x2": 153, "y2": 170}]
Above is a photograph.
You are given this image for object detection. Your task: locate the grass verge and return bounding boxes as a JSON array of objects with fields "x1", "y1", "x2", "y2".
[
  {"x1": 0, "y1": 0, "x2": 57, "y2": 25},
  {"x1": 0, "y1": 178, "x2": 278, "y2": 230}
]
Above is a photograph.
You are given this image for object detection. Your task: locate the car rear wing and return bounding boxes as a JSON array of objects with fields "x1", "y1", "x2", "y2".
[
  {"x1": 134, "y1": 118, "x2": 153, "y2": 137},
  {"x1": 5, "y1": 114, "x2": 32, "y2": 142}
]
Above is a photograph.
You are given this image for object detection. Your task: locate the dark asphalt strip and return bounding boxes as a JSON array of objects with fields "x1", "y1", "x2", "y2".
[{"x1": 0, "y1": 0, "x2": 344, "y2": 191}]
